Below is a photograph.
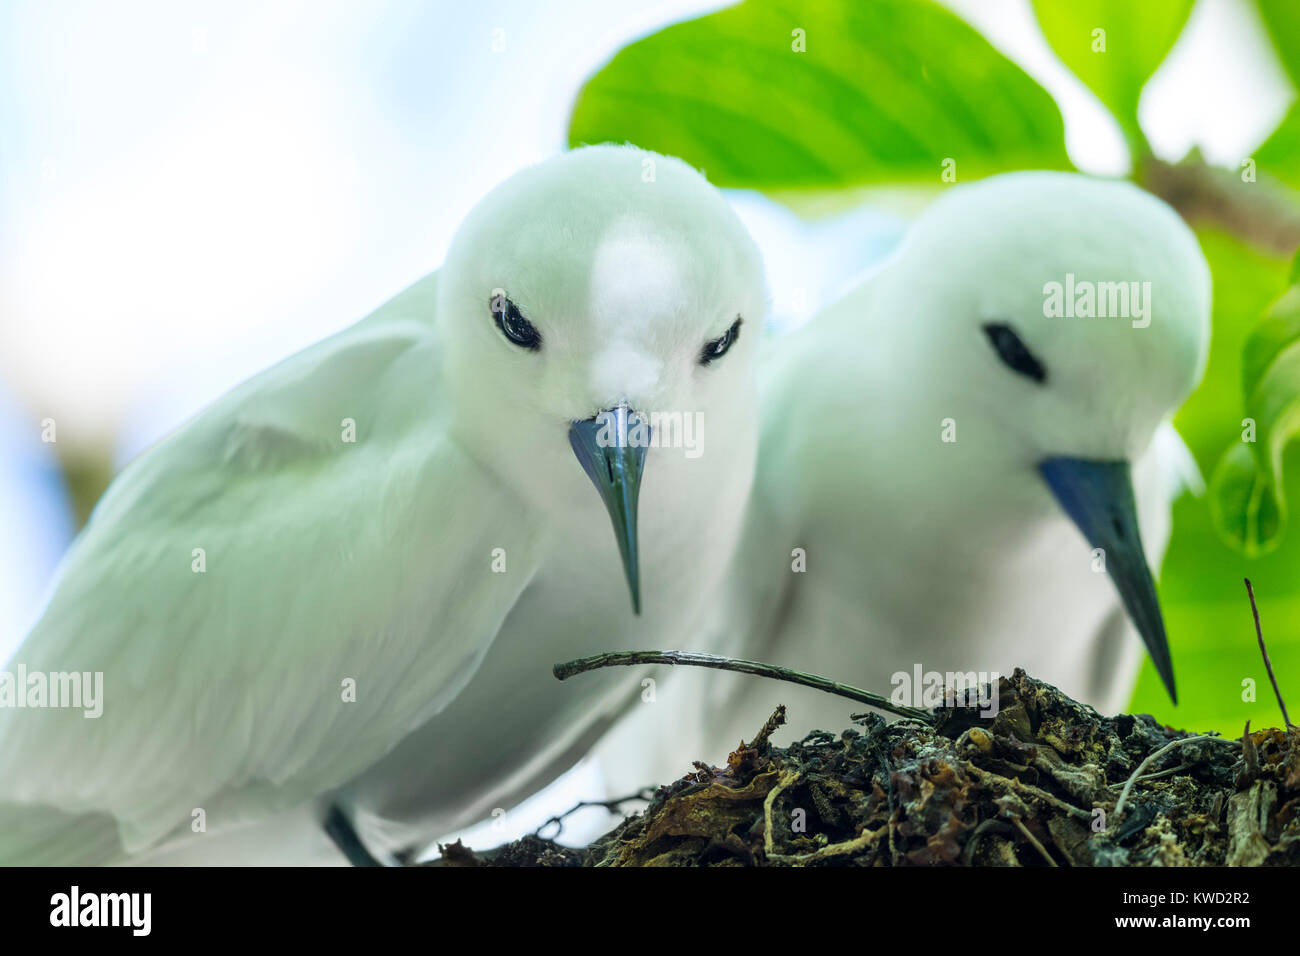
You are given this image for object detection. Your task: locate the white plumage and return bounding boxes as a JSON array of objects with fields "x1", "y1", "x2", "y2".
[
  {"x1": 602, "y1": 172, "x2": 1211, "y2": 782},
  {"x1": 0, "y1": 145, "x2": 767, "y2": 864}
]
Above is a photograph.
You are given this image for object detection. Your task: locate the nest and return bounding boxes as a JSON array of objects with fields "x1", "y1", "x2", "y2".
[{"x1": 441, "y1": 669, "x2": 1299, "y2": 867}]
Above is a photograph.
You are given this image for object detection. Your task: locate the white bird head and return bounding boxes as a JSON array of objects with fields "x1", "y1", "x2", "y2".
[
  {"x1": 437, "y1": 145, "x2": 767, "y2": 612},
  {"x1": 874, "y1": 171, "x2": 1211, "y2": 700}
]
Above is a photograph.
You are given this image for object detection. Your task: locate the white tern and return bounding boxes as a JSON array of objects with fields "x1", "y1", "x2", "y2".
[
  {"x1": 0, "y1": 145, "x2": 767, "y2": 864},
  {"x1": 602, "y1": 172, "x2": 1210, "y2": 782}
]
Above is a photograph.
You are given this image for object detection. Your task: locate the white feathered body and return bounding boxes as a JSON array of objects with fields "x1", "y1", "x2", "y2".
[
  {"x1": 692, "y1": 295, "x2": 1177, "y2": 752},
  {"x1": 1, "y1": 145, "x2": 768, "y2": 864},
  {"x1": 0, "y1": 268, "x2": 757, "y2": 864},
  {"x1": 0, "y1": 273, "x2": 537, "y2": 863},
  {"x1": 602, "y1": 173, "x2": 1209, "y2": 781}
]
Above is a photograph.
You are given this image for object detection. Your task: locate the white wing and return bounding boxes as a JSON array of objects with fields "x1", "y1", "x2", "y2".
[{"x1": 0, "y1": 272, "x2": 543, "y2": 863}]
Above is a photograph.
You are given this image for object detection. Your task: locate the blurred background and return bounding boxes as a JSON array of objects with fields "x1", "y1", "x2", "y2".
[{"x1": 1, "y1": 0, "x2": 1297, "y2": 846}]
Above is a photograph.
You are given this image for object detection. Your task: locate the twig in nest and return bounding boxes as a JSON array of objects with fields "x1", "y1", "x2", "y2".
[
  {"x1": 534, "y1": 788, "x2": 656, "y2": 841},
  {"x1": 1107, "y1": 762, "x2": 1193, "y2": 789},
  {"x1": 1114, "y1": 735, "x2": 1217, "y2": 818},
  {"x1": 1010, "y1": 817, "x2": 1057, "y2": 867},
  {"x1": 762, "y1": 770, "x2": 802, "y2": 859},
  {"x1": 962, "y1": 761, "x2": 1093, "y2": 821},
  {"x1": 744, "y1": 705, "x2": 787, "y2": 751},
  {"x1": 1244, "y1": 578, "x2": 1293, "y2": 728},
  {"x1": 760, "y1": 769, "x2": 884, "y2": 864},
  {"x1": 553, "y1": 649, "x2": 934, "y2": 723},
  {"x1": 1240, "y1": 720, "x2": 1260, "y2": 783}
]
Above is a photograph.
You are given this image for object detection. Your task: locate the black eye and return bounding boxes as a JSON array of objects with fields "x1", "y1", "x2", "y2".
[
  {"x1": 982, "y1": 322, "x2": 1046, "y2": 384},
  {"x1": 700, "y1": 317, "x2": 742, "y2": 366},
  {"x1": 490, "y1": 293, "x2": 541, "y2": 351}
]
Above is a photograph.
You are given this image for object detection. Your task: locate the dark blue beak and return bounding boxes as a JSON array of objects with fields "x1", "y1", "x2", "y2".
[
  {"x1": 1040, "y1": 456, "x2": 1176, "y2": 703},
  {"x1": 569, "y1": 406, "x2": 649, "y2": 615}
]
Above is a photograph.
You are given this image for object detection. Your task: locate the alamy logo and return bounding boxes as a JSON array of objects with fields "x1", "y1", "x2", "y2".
[
  {"x1": 1042, "y1": 273, "x2": 1152, "y2": 328},
  {"x1": 50, "y1": 886, "x2": 151, "y2": 936},
  {"x1": 0, "y1": 665, "x2": 103, "y2": 718},
  {"x1": 891, "y1": 664, "x2": 1000, "y2": 717},
  {"x1": 595, "y1": 409, "x2": 704, "y2": 458}
]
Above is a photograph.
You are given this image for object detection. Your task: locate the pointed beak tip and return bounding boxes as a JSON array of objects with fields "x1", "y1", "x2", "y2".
[
  {"x1": 1162, "y1": 673, "x2": 1178, "y2": 705},
  {"x1": 569, "y1": 408, "x2": 649, "y2": 617},
  {"x1": 1041, "y1": 456, "x2": 1179, "y2": 707},
  {"x1": 628, "y1": 571, "x2": 642, "y2": 615}
]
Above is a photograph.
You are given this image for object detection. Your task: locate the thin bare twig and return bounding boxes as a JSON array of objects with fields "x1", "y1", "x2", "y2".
[
  {"x1": 961, "y1": 761, "x2": 1093, "y2": 821},
  {"x1": 1242, "y1": 720, "x2": 1259, "y2": 781},
  {"x1": 1114, "y1": 735, "x2": 1217, "y2": 818},
  {"x1": 1244, "y1": 578, "x2": 1293, "y2": 728},
  {"x1": 1107, "y1": 762, "x2": 1193, "y2": 789},
  {"x1": 553, "y1": 649, "x2": 934, "y2": 723},
  {"x1": 534, "y1": 788, "x2": 656, "y2": 841},
  {"x1": 761, "y1": 770, "x2": 801, "y2": 859},
  {"x1": 1011, "y1": 817, "x2": 1058, "y2": 867}
]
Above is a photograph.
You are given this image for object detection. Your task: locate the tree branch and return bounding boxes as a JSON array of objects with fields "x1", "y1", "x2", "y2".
[{"x1": 1139, "y1": 153, "x2": 1300, "y2": 257}]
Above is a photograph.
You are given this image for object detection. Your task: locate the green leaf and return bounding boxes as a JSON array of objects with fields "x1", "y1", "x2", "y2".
[
  {"x1": 1166, "y1": 232, "x2": 1289, "y2": 460},
  {"x1": 1133, "y1": 230, "x2": 1293, "y2": 731},
  {"x1": 568, "y1": 0, "x2": 1069, "y2": 190},
  {"x1": 1255, "y1": 0, "x2": 1300, "y2": 87},
  {"x1": 1254, "y1": 101, "x2": 1300, "y2": 190},
  {"x1": 1241, "y1": 287, "x2": 1300, "y2": 412},
  {"x1": 1207, "y1": 286, "x2": 1300, "y2": 555},
  {"x1": 1208, "y1": 442, "x2": 1285, "y2": 556},
  {"x1": 1242, "y1": 287, "x2": 1300, "y2": 485},
  {"x1": 1031, "y1": 0, "x2": 1193, "y2": 152}
]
